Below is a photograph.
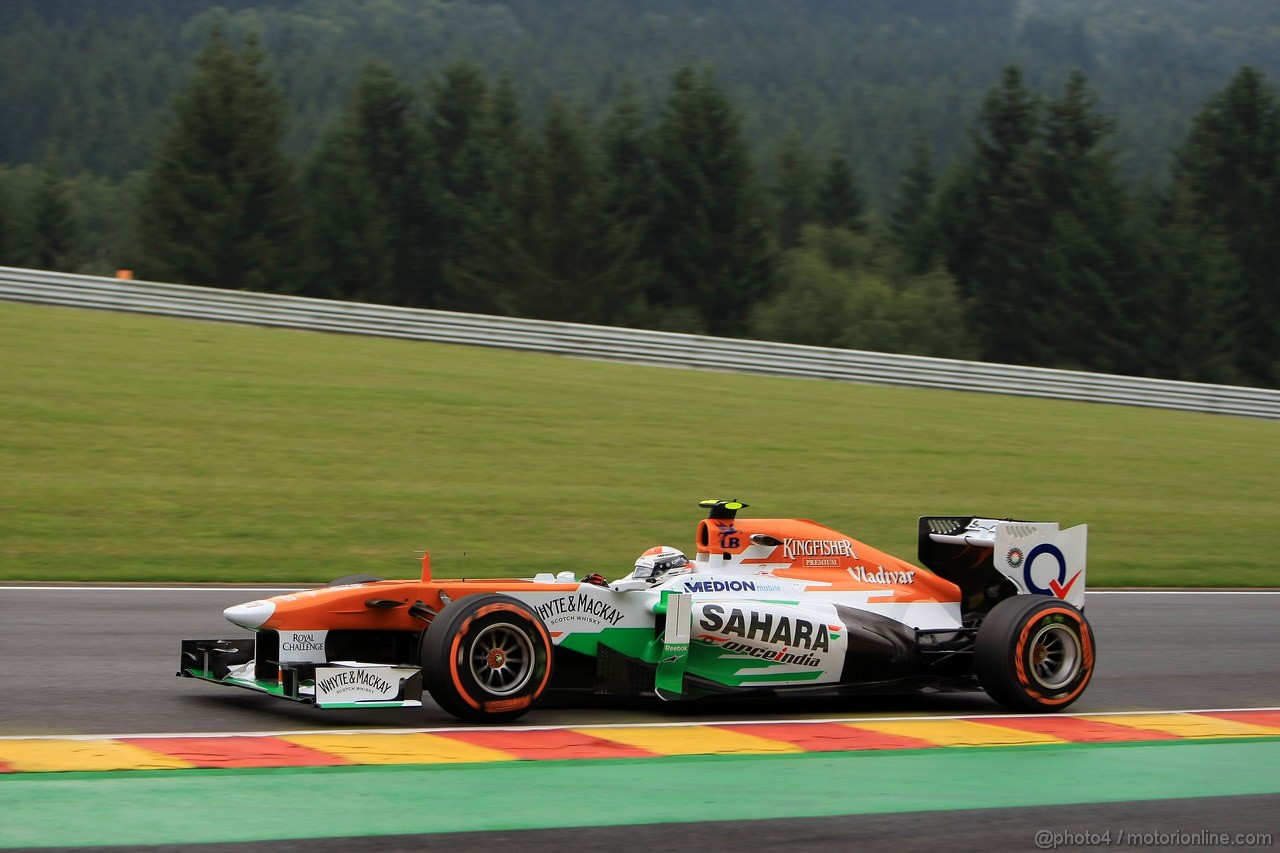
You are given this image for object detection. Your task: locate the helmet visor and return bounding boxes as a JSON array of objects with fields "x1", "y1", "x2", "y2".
[{"x1": 635, "y1": 553, "x2": 688, "y2": 581}]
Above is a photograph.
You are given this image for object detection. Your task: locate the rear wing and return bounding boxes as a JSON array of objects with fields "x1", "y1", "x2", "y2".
[{"x1": 919, "y1": 517, "x2": 1087, "y2": 609}]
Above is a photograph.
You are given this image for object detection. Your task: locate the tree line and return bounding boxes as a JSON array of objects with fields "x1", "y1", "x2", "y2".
[
  {"x1": 6, "y1": 1, "x2": 1277, "y2": 202},
  {"x1": 2, "y1": 29, "x2": 1277, "y2": 388}
]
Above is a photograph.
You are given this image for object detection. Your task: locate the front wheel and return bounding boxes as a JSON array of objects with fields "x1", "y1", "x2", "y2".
[
  {"x1": 420, "y1": 594, "x2": 553, "y2": 722},
  {"x1": 974, "y1": 595, "x2": 1095, "y2": 712}
]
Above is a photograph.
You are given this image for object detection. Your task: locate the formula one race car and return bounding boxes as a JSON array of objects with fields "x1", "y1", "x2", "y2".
[{"x1": 179, "y1": 500, "x2": 1095, "y2": 721}]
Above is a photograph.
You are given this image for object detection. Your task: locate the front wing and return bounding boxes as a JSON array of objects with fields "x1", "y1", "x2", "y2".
[{"x1": 178, "y1": 638, "x2": 424, "y2": 709}]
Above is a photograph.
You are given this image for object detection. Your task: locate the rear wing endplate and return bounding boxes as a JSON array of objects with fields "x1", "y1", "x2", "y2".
[{"x1": 927, "y1": 518, "x2": 1088, "y2": 607}]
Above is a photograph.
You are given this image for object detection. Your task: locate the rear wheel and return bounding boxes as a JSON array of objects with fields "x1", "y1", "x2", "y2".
[
  {"x1": 420, "y1": 594, "x2": 553, "y2": 722},
  {"x1": 974, "y1": 595, "x2": 1095, "y2": 712}
]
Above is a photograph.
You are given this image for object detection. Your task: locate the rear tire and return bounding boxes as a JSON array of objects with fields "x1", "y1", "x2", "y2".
[
  {"x1": 420, "y1": 594, "x2": 553, "y2": 722},
  {"x1": 974, "y1": 595, "x2": 1095, "y2": 712}
]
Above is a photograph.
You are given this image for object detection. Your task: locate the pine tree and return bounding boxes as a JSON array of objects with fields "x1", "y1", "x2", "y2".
[
  {"x1": 303, "y1": 63, "x2": 441, "y2": 307},
  {"x1": 770, "y1": 133, "x2": 819, "y2": 249},
  {"x1": 134, "y1": 27, "x2": 299, "y2": 291},
  {"x1": 427, "y1": 61, "x2": 493, "y2": 205},
  {"x1": 1138, "y1": 184, "x2": 1242, "y2": 383},
  {"x1": 937, "y1": 65, "x2": 1048, "y2": 364},
  {"x1": 477, "y1": 73, "x2": 540, "y2": 315},
  {"x1": 500, "y1": 99, "x2": 614, "y2": 323},
  {"x1": 1171, "y1": 66, "x2": 1280, "y2": 387},
  {"x1": 939, "y1": 68, "x2": 1148, "y2": 373},
  {"x1": 301, "y1": 95, "x2": 389, "y2": 302},
  {"x1": 937, "y1": 66, "x2": 1042, "y2": 305},
  {"x1": 648, "y1": 65, "x2": 774, "y2": 336},
  {"x1": 425, "y1": 61, "x2": 527, "y2": 313},
  {"x1": 26, "y1": 169, "x2": 80, "y2": 271},
  {"x1": 1034, "y1": 71, "x2": 1145, "y2": 373},
  {"x1": 0, "y1": 184, "x2": 9, "y2": 266},
  {"x1": 596, "y1": 82, "x2": 661, "y2": 327},
  {"x1": 887, "y1": 138, "x2": 937, "y2": 274},
  {"x1": 815, "y1": 155, "x2": 866, "y2": 234}
]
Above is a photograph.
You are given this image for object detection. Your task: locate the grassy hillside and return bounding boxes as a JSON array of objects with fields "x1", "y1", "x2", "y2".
[{"x1": 1, "y1": 300, "x2": 1276, "y2": 585}]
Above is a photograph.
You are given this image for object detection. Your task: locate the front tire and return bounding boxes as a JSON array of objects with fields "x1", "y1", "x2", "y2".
[
  {"x1": 974, "y1": 595, "x2": 1095, "y2": 712},
  {"x1": 420, "y1": 594, "x2": 553, "y2": 722}
]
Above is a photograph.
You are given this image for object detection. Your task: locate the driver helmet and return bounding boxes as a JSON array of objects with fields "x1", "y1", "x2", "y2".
[{"x1": 633, "y1": 545, "x2": 692, "y2": 584}]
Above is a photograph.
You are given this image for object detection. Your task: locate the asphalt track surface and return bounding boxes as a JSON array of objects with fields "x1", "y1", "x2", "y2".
[
  {"x1": 7, "y1": 796, "x2": 1280, "y2": 853},
  {"x1": 1, "y1": 587, "x2": 1276, "y2": 734},
  {"x1": 2, "y1": 587, "x2": 1277, "y2": 851}
]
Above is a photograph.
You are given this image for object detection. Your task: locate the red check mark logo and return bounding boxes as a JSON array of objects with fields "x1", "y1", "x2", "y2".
[{"x1": 1049, "y1": 570, "x2": 1083, "y2": 600}]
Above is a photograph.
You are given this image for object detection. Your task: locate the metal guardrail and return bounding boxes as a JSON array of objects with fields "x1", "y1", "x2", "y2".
[{"x1": 3, "y1": 265, "x2": 1278, "y2": 419}]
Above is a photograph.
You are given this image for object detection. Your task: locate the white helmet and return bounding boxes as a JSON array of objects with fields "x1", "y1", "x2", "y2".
[{"x1": 633, "y1": 545, "x2": 691, "y2": 584}]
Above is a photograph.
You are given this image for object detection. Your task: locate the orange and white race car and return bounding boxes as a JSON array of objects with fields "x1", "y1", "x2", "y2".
[{"x1": 179, "y1": 500, "x2": 1095, "y2": 721}]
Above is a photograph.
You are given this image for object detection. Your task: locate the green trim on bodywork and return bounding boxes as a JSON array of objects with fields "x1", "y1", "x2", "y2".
[
  {"x1": 183, "y1": 670, "x2": 417, "y2": 708},
  {"x1": 723, "y1": 669, "x2": 825, "y2": 684},
  {"x1": 553, "y1": 624, "x2": 834, "y2": 690},
  {"x1": 687, "y1": 641, "x2": 827, "y2": 686},
  {"x1": 655, "y1": 642, "x2": 690, "y2": 696},
  {"x1": 225, "y1": 677, "x2": 293, "y2": 698},
  {"x1": 183, "y1": 669, "x2": 294, "y2": 699},
  {"x1": 556, "y1": 627, "x2": 659, "y2": 661}
]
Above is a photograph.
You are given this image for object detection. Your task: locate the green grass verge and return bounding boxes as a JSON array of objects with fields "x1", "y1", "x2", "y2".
[{"x1": 2, "y1": 300, "x2": 1277, "y2": 585}]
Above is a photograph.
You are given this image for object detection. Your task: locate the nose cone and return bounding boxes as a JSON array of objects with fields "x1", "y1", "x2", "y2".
[{"x1": 224, "y1": 599, "x2": 275, "y2": 629}]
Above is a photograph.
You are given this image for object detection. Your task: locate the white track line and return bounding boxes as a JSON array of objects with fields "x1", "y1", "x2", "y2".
[{"x1": 2, "y1": 706, "x2": 1276, "y2": 742}]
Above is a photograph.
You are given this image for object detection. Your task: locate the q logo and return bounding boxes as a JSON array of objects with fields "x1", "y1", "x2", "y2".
[{"x1": 1022, "y1": 543, "x2": 1083, "y2": 600}]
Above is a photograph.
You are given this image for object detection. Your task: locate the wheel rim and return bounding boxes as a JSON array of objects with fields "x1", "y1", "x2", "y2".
[
  {"x1": 469, "y1": 621, "x2": 535, "y2": 696},
  {"x1": 1027, "y1": 622, "x2": 1081, "y2": 689}
]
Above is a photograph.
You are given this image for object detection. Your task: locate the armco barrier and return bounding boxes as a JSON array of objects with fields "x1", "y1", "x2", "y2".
[{"x1": 3, "y1": 265, "x2": 1278, "y2": 419}]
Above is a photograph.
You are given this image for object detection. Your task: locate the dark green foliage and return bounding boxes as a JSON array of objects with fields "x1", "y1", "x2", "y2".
[
  {"x1": 1169, "y1": 67, "x2": 1280, "y2": 387},
  {"x1": 937, "y1": 68, "x2": 1147, "y2": 374},
  {"x1": 426, "y1": 61, "x2": 524, "y2": 314},
  {"x1": 26, "y1": 170, "x2": 81, "y2": 272},
  {"x1": 5, "y1": 5, "x2": 1280, "y2": 388},
  {"x1": 1034, "y1": 72, "x2": 1146, "y2": 374},
  {"x1": 499, "y1": 98, "x2": 614, "y2": 323},
  {"x1": 8, "y1": 0, "x2": 1280, "y2": 206},
  {"x1": 595, "y1": 84, "x2": 663, "y2": 327},
  {"x1": 937, "y1": 66, "x2": 1045, "y2": 351},
  {"x1": 751, "y1": 226, "x2": 976, "y2": 359},
  {"x1": 648, "y1": 66, "x2": 774, "y2": 336},
  {"x1": 770, "y1": 134, "x2": 820, "y2": 249},
  {"x1": 887, "y1": 139, "x2": 938, "y2": 274},
  {"x1": 1135, "y1": 184, "x2": 1242, "y2": 384},
  {"x1": 134, "y1": 28, "x2": 300, "y2": 291},
  {"x1": 0, "y1": 165, "x2": 131, "y2": 275},
  {"x1": 427, "y1": 62, "x2": 495, "y2": 208},
  {"x1": 302, "y1": 63, "x2": 441, "y2": 307},
  {"x1": 815, "y1": 156, "x2": 866, "y2": 235},
  {"x1": 0, "y1": 185, "x2": 8, "y2": 266}
]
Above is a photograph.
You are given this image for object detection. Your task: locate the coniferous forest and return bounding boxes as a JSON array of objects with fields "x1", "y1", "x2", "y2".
[{"x1": 1, "y1": 1, "x2": 1278, "y2": 387}]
